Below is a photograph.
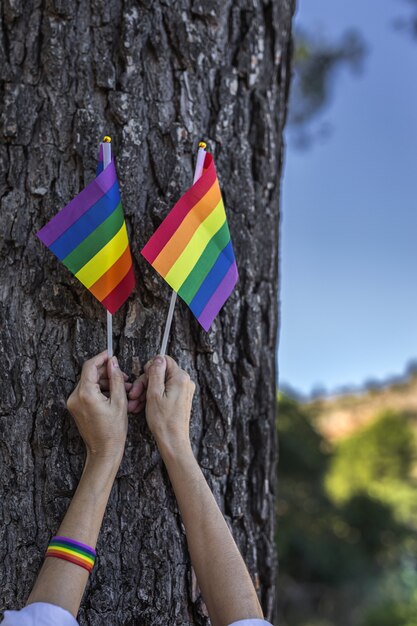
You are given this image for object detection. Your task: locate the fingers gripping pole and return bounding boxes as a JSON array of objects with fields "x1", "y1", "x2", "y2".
[
  {"x1": 159, "y1": 141, "x2": 207, "y2": 355},
  {"x1": 103, "y1": 137, "x2": 113, "y2": 358}
]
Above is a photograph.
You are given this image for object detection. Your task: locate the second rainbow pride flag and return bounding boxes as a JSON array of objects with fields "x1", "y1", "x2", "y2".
[
  {"x1": 141, "y1": 152, "x2": 238, "y2": 331},
  {"x1": 36, "y1": 146, "x2": 135, "y2": 314}
]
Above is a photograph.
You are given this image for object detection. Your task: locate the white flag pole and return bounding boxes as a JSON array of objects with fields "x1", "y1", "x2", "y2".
[
  {"x1": 102, "y1": 136, "x2": 113, "y2": 358},
  {"x1": 159, "y1": 141, "x2": 207, "y2": 356}
]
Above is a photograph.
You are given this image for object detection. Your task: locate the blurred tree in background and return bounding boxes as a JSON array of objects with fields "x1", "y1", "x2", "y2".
[
  {"x1": 277, "y1": 395, "x2": 417, "y2": 626},
  {"x1": 287, "y1": 28, "x2": 366, "y2": 148},
  {"x1": 326, "y1": 411, "x2": 417, "y2": 513},
  {"x1": 288, "y1": 0, "x2": 417, "y2": 149},
  {"x1": 395, "y1": 0, "x2": 417, "y2": 38}
]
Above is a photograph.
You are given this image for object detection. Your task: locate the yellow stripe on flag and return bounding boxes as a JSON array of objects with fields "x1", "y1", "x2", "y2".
[
  {"x1": 75, "y1": 223, "x2": 128, "y2": 288},
  {"x1": 164, "y1": 199, "x2": 226, "y2": 292}
]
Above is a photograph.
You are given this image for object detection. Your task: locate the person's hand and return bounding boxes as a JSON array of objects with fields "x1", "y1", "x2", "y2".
[
  {"x1": 99, "y1": 357, "x2": 146, "y2": 414},
  {"x1": 67, "y1": 351, "x2": 129, "y2": 462},
  {"x1": 126, "y1": 373, "x2": 147, "y2": 414},
  {"x1": 142, "y1": 355, "x2": 195, "y2": 455}
]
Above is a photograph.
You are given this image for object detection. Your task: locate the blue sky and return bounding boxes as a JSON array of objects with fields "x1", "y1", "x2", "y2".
[{"x1": 279, "y1": 0, "x2": 417, "y2": 396}]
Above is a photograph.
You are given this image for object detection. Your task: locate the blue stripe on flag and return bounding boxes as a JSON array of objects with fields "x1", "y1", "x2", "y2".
[
  {"x1": 188, "y1": 241, "x2": 235, "y2": 319},
  {"x1": 49, "y1": 181, "x2": 120, "y2": 260}
]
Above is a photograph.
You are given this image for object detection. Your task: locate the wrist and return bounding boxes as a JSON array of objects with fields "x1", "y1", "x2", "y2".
[
  {"x1": 157, "y1": 438, "x2": 194, "y2": 465},
  {"x1": 84, "y1": 449, "x2": 122, "y2": 476}
]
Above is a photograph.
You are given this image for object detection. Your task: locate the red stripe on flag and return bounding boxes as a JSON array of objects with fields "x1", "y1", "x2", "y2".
[
  {"x1": 141, "y1": 153, "x2": 216, "y2": 264},
  {"x1": 101, "y1": 264, "x2": 135, "y2": 314},
  {"x1": 89, "y1": 245, "x2": 132, "y2": 302}
]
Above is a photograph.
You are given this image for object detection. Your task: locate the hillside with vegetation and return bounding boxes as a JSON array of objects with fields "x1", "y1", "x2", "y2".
[
  {"x1": 308, "y1": 371, "x2": 417, "y2": 441},
  {"x1": 277, "y1": 374, "x2": 417, "y2": 626}
]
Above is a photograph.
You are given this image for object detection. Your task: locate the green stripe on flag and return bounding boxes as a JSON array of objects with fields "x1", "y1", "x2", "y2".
[
  {"x1": 62, "y1": 203, "x2": 125, "y2": 274},
  {"x1": 178, "y1": 220, "x2": 231, "y2": 305}
]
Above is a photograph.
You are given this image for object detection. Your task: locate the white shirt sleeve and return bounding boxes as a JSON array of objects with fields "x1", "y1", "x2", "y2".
[
  {"x1": 2, "y1": 603, "x2": 79, "y2": 626},
  {"x1": 2, "y1": 604, "x2": 271, "y2": 626},
  {"x1": 228, "y1": 620, "x2": 273, "y2": 626}
]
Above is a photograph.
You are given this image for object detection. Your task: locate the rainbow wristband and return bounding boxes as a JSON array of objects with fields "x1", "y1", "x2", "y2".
[{"x1": 45, "y1": 536, "x2": 96, "y2": 573}]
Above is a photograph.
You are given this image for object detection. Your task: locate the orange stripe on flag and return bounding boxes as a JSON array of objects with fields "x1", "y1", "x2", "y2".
[
  {"x1": 152, "y1": 180, "x2": 221, "y2": 277},
  {"x1": 89, "y1": 245, "x2": 132, "y2": 302}
]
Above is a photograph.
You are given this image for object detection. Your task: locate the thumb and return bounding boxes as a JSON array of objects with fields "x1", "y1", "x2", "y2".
[
  {"x1": 108, "y1": 356, "x2": 127, "y2": 407},
  {"x1": 147, "y1": 356, "x2": 167, "y2": 398}
]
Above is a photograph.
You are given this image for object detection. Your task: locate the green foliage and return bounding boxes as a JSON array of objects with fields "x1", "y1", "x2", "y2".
[
  {"x1": 278, "y1": 395, "x2": 327, "y2": 480},
  {"x1": 325, "y1": 411, "x2": 417, "y2": 514},
  {"x1": 278, "y1": 397, "x2": 357, "y2": 584},
  {"x1": 277, "y1": 395, "x2": 417, "y2": 626},
  {"x1": 361, "y1": 558, "x2": 417, "y2": 626},
  {"x1": 363, "y1": 598, "x2": 417, "y2": 626},
  {"x1": 277, "y1": 399, "x2": 406, "y2": 588}
]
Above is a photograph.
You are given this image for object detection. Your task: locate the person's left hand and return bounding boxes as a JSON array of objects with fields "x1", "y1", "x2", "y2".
[
  {"x1": 127, "y1": 373, "x2": 148, "y2": 414},
  {"x1": 67, "y1": 351, "x2": 130, "y2": 462}
]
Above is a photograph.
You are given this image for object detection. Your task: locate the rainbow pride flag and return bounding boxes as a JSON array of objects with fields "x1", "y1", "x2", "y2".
[
  {"x1": 141, "y1": 152, "x2": 238, "y2": 331},
  {"x1": 36, "y1": 146, "x2": 135, "y2": 314}
]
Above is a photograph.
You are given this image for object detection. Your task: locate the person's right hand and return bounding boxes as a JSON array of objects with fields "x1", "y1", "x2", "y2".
[
  {"x1": 66, "y1": 351, "x2": 128, "y2": 463},
  {"x1": 143, "y1": 355, "x2": 195, "y2": 454}
]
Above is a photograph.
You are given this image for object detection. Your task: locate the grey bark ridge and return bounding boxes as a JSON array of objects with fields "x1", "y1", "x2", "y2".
[{"x1": 0, "y1": 1, "x2": 294, "y2": 624}]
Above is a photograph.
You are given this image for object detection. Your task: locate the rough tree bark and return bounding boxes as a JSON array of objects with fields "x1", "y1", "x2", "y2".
[{"x1": 0, "y1": 1, "x2": 294, "y2": 624}]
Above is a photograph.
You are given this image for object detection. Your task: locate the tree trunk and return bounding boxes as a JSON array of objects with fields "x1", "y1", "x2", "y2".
[{"x1": 0, "y1": 1, "x2": 294, "y2": 624}]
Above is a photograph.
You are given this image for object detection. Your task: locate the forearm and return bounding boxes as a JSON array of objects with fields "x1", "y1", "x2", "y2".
[
  {"x1": 27, "y1": 453, "x2": 120, "y2": 617},
  {"x1": 160, "y1": 442, "x2": 263, "y2": 626}
]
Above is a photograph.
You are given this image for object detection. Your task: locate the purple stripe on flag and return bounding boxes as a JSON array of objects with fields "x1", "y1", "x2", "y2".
[
  {"x1": 197, "y1": 261, "x2": 238, "y2": 331},
  {"x1": 37, "y1": 160, "x2": 117, "y2": 247}
]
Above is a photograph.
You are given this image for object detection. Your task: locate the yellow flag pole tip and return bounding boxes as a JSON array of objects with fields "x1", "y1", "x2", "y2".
[
  {"x1": 103, "y1": 136, "x2": 112, "y2": 143},
  {"x1": 198, "y1": 141, "x2": 207, "y2": 149}
]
